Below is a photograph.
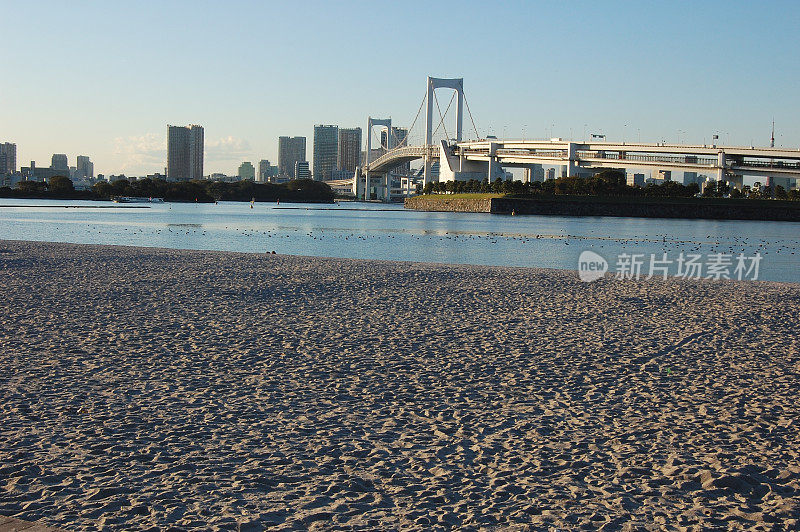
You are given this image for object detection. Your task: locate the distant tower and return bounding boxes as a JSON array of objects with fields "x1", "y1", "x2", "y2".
[
  {"x1": 278, "y1": 136, "x2": 306, "y2": 178},
  {"x1": 167, "y1": 124, "x2": 204, "y2": 181},
  {"x1": 313, "y1": 125, "x2": 338, "y2": 181},
  {"x1": 771, "y1": 119, "x2": 775, "y2": 148}
]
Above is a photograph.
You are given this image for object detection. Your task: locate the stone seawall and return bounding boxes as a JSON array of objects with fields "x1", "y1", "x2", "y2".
[
  {"x1": 403, "y1": 196, "x2": 493, "y2": 213},
  {"x1": 490, "y1": 197, "x2": 800, "y2": 221},
  {"x1": 405, "y1": 195, "x2": 800, "y2": 221}
]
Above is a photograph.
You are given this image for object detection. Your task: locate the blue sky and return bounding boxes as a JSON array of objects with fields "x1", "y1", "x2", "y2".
[{"x1": 2, "y1": 0, "x2": 799, "y2": 175}]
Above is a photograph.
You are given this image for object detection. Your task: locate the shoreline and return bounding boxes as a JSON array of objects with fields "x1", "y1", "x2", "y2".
[
  {"x1": 1, "y1": 240, "x2": 798, "y2": 529},
  {"x1": 0, "y1": 238, "x2": 787, "y2": 286}
]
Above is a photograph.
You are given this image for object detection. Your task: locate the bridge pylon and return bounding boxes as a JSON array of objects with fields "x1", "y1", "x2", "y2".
[
  {"x1": 424, "y1": 77, "x2": 464, "y2": 187},
  {"x1": 364, "y1": 117, "x2": 392, "y2": 201}
]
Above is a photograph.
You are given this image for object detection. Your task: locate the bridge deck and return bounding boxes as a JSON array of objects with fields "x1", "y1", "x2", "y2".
[{"x1": 362, "y1": 140, "x2": 800, "y2": 179}]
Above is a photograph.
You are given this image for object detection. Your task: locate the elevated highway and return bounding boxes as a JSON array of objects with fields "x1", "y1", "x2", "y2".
[
  {"x1": 354, "y1": 76, "x2": 800, "y2": 200},
  {"x1": 358, "y1": 139, "x2": 800, "y2": 199}
]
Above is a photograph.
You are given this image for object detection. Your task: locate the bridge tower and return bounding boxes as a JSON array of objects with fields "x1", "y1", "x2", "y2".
[
  {"x1": 363, "y1": 117, "x2": 391, "y2": 201},
  {"x1": 424, "y1": 77, "x2": 464, "y2": 187}
]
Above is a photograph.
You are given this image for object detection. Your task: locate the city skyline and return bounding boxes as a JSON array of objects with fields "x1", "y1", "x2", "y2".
[{"x1": 3, "y1": 1, "x2": 800, "y2": 175}]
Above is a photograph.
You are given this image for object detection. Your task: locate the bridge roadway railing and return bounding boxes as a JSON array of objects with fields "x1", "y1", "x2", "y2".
[
  {"x1": 497, "y1": 149, "x2": 567, "y2": 159},
  {"x1": 577, "y1": 151, "x2": 719, "y2": 166},
  {"x1": 735, "y1": 159, "x2": 800, "y2": 169}
]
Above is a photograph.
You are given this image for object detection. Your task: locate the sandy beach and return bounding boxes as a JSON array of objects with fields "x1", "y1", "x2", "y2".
[{"x1": 1, "y1": 239, "x2": 798, "y2": 530}]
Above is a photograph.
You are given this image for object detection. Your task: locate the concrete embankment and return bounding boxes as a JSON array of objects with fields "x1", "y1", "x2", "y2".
[
  {"x1": 405, "y1": 195, "x2": 800, "y2": 221},
  {"x1": 403, "y1": 196, "x2": 493, "y2": 213}
]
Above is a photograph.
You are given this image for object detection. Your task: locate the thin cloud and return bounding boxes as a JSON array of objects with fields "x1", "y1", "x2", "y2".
[
  {"x1": 112, "y1": 133, "x2": 253, "y2": 174},
  {"x1": 113, "y1": 133, "x2": 166, "y2": 173},
  {"x1": 205, "y1": 136, "x2": 254, "y2": 163}
]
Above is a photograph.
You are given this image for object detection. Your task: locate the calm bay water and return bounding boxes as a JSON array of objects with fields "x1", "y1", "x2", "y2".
[{"x1": 1, "y1": 198, "x2": 799, "y2": 283}]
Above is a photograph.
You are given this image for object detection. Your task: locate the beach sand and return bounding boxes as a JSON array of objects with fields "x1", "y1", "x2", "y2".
[{"x1": 1, "y1": 240, "x2": 798, "y2": 530}]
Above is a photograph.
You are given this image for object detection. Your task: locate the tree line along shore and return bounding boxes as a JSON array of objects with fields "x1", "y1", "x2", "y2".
[
  {"x1": 418, "y1": 169, "x2": 800, "y2": 201},
  {"x1": 406, "y1": 169, "x2": 800, "y2": 220},
  {"x1": 0, "y1": 176, "x2": 335, "y2": 203}
]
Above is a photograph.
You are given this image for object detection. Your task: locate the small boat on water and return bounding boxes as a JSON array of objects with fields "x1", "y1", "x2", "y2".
[{"x1": 112, "y1": 197, "x2": 165, "y2": 203}]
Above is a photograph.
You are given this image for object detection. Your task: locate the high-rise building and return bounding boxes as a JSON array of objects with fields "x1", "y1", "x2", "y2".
[
  {"x1": 683, "y1": 172, "x2": 705, "y2": 186},
  {"x1": 380, "y1": 127, "x2": 410, "y2": 175},
  {"x1": 258, "y1": 160, "x2": 270, "y2": 182},
  {"x1": 21, "y1": 161, "x2": 65, "y2": 181},
  {"x1": 656, "y1": 169, "x2": 672, "y2": 182},
  {"x1": 189, "y1": 125, "x2": 204, "y2": 180},
  {"x1": 295, "y1": 161, "x2": 310, "y2": 180},
  {"x1": 627, "y1": 173, "x2": 646, "y2": 187},
  {"x1": 337, "y1": 128, "x2": 362, "y2": 174},
  {"x1": 76, "y1": 155, "x2": 94, "y2": 180},
  {"x1": 523, "y1": 164, "x2": 545, "y2": 183},
  {"x1": 238, "y1": 161, "x2": 255, "y2": 181},
  {"x1": 167, "y1": 124, "x2": 204, "y2": 181},
  {"x1": 51, "y1": 154, "x2": 68, "y2": 171},
  {"x1": 278, "y1": 136, "x2": 306, "y2": 178},
  {"x1": 0, "y1": 142, "x2": 16, "y2": 174},
  {"x1": 313, "y1": 125, "x2": 339, "y2": 181},
  {"x1": 381, "y1": 127, "x2": 409, "y2": 150}
]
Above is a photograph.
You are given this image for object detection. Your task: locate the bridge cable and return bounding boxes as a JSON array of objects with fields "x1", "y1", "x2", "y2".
[
  {"x1": 432, "y1": 91, "x2": 457, "y2": 139},
  {"x1": 462, "y1": 92, "x2": 481, "y2": 140},
  {"x1": 393, "y1": 90, "x2": 427, "y2": 150},
  {"x1": 432, "y1": 89, "x2": 453, "y2": 141},
  {"x1": 432, "y1": 90, "x2": 453, "y2": 140}
]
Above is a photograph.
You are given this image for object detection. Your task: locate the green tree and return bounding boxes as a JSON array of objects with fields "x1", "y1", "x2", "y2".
[
  {"x1": 17, "y1": 180, "x2": 48, "y2": 194},
  {"x1": 702, "y1": 181, "x2": 717, "y2": 197},
  {"x1": 93, "y1": 181, "x2": 113, "y2": 198},
  {"x1": 48, "y1": 176, "x2": 75, "y2": 194},
  {"x1": 491, "y1": 178, "x2": 503, "y2": 193}
]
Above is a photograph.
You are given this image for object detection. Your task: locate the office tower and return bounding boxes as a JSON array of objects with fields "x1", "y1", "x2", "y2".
[
  {"x1": 238, "y1": 161, "x2": 255, "y2": 180},
  {"x1": 380, "y1": 127, "x2": 410, "y2": 176},
  {"x1": 76, "y1": 155, "x2": 94, "y2": 180},
  {"x1": 337, "y1": 128, "x2": 361, "y2": 173},
  {"x1": 656, "y1": 169, "x2": 672, "y2": 182},
  {"x1": 627, "y1": 173, "x2": 646, "y2": 187},
  {"x1": 523, "y1": 164, "x2": 544, "y2": 183},
  {"x1": 313, "y1": 125, "x2": 338, "y2": 181},
  {"x1": 278, "y1": 136, "x2": 306, "y2": 178},
  {"x1": 769, "y1": 176, "x2": 793, "y2": 191},
  {"x1": 295, "y1": 161, "x2": 310, "y2": 180},
  {"x1": 189, "y1": 125, "x2": 204, "y2": 179},
  {"x1": 258, "y1": 160, "x2": 271, "y2": 182},
  {"x1": 167, "y1": 124, "x2": 204, "y2": 181},
  {"x1": 0, "y1": 142, "x2": 16, "y2": 174},
  {"x1": 22, "y1": 161, "x2": 64, "y2": 181},
  {"x1": 51, "y1": 154, "x2": 68, "y2": 171},
  {"x1": 380, "y1": 127, "x2": 408, "y2": 150},
  {"x1": 545, "y1": 168, "x2": 556, "y2": 180}
]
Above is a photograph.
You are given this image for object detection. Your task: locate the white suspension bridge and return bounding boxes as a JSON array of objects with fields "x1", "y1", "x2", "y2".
[{"x1": 330, "y1": 76, "x2": 800, "y2": 201}]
